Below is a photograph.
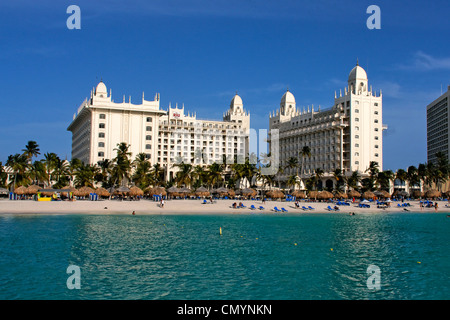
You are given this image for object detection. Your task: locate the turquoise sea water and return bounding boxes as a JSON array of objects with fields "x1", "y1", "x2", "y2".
[{"x1": 0, "y1": 212, "x2": 449, "y2": 300}]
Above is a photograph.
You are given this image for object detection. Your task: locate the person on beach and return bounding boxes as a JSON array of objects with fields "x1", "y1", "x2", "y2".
[
  {"x1": 435, "y1": 202, "x2": 438, "y2": 212},
  {"x1": 132, "y1": 211, "x2": 135, "y2": 215},
  {"x1": 161, "y1": 199, "x2": 165, "y2": 208}
]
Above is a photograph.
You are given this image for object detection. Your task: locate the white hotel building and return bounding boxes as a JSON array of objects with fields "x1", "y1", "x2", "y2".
[
  {"x1": 269, "y1": 62, "x2": 387, "y2": 189},
  {"x1": 67, "y1": 81, "x2": 250, "y2": 181}
]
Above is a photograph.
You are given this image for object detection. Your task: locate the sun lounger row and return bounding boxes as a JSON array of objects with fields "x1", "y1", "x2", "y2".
[
  {"x1": 327, "y1": 206, "x2": 340, "y2": 211},
  {"x1": 358, "y1": 203, "x2": 370, "y2": 208}
]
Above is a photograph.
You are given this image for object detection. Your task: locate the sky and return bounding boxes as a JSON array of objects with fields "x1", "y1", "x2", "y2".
[{"x1": 0, "y1": 0, "x2": 449, "y2": 171}]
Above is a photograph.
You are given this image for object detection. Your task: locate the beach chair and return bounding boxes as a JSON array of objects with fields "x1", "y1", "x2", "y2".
[
  {"x1": 281, "y1": 208, "x2": 288, "y2": 212},
  {"x1": 258, "y1": 206, "x2": 265, "y2": 210},
  {"x1": 250, "y1": 205, "x2": 256, "y2": 210},
  {"x1": 327, "y1": 206, "x2": 334, "y2": 211},
  {"x1": 308, "y1": 206, "x2": 315, "y2": 210},
  {"x1": 273, "y1": 207, "x2": 281, "y2": 212},
  {"x1": 202, "y1": 199, "x2": 207, "y2": 204},
  {"x1": 302, "y1": 206, "x2": 309, "y2": 211}
]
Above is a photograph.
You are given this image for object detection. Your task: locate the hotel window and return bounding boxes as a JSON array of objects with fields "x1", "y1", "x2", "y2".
[
  {"x1": 355, "y1": 152, "x2": 359, "y2": 156},
  {"x1": 99, "y1": 114, "x2": 106, "y2": 119},
  {"x1": 98, "y1": 152, "x2": 104, "y2": 157},
  {"x1": 145, "y1": 144, "x2": 151, "y2": 150},
  {"x1": 99, "y1": 132, "x2": 105, "y2": 138},
  {"x1": 375, "y1": 153, "x2": 379, "y2": 157},
  {"x1": 374, "y1": 111, "x2": 379, "y2": 115},
  {"x1": 375, "y1": 145, "x2": 379, "y2": 148},
  {"x1": 375, "y1": 136, "x2": 379, "y2": 140},
  {"x1": 99, "y1": 123, "x2": 105, "y2": 129},
  {"x1": 355, "y1": 161, "x2": 359, "y2": 165},
  {"x1": 355, "y1": 109, "x2": 359, "y2": 113},
  {"x1": 98, "y1": 142, "x2": 105, "y2": 148},
  {"x1": 355, "y1": 135, "x2": 359, "y2": 139},
  {"x1": 355, "y1": 144, "x2": 359, "y2": 147},
  {"x1": 146, "y1": 117, "x2": 152, "y2": 122},
  {"x1": 146, "y1": 126, "x2": 152, "y2": 131},
  {"x1": 145, "y1": 154, "x2": 151, "y2": 160},
  {"x1": 355, "y1": 118, "x2": 359, "y2": 122},
  {"x1": 355, "y1": 126, "x2": 359, "y2": 131},
  {"x1": 146, "y1": 135, "x2": 152, "y2": 140},
  {"x1": 375, "y1": 128, "x2": 379, "y2": 132},
  {"x1": 374, "y1": 119, "x2": 379, "y2": 123},
  {"x1": 374, "y1": 103, "x2": 379, "y2": 106}
]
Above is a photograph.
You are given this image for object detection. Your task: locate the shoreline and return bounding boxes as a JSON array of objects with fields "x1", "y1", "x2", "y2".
[{"x1": 0, "y1": 198, "x2": 449, "y2": 216}]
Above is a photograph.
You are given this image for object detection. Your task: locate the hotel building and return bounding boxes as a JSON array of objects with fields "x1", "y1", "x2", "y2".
[
  {"x1": 426, "y1": 86, "x2": 450, "y2": 165},
  {"x1": 269, "y1": 62, "x2": 387, "y2": 189},
  {"x1": 67, "y1": 81, "x2": 250, "y2": 181}
]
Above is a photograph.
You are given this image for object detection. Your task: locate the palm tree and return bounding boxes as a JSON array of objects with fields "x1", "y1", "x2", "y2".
[
  {"x1": 286, "y1": 174, "x2": 298, "y2": 192},
  {"x1": 131, "y1": 153, "x2": 152, "y2": 189},
  {"x1": 52, "y1": 157, "x2": 70, "y2": 188},
  {"x1": 377, "y1": 170, "x2": 394, "y2": 192},
  {"x1": 74, "y1": 163, "x2": 99, "y2": 188},
  {"x1": 347, "y1": 170, "x2": 361, "y2": 191},
  {"x1": 0, "y1": 162, "x2": 8, "y2": 188},
  {"x1": 395, "y1": 169, "x2": 408, "y2": 190},
  {"x1": 173, "y1": 162, "x2": 193, "y2": 187},
  {"x1": 111, "y1": 142, "x2": 132, "y2": 187},
  {"x1": 151, "y1": 163, "x2": 165, "y2": 186},
  {"x1": 207, "y1": 163, "x2": 223, "y2": 189},
  {"x1": 192, "y1": 165, "x2": 207, "y2": 186},
  {"x1": 67, "y1": 158, "x2": 83, "y2": 187},
  {"x1": 299, "y1": 146, "x2": 311, "y2": 177},
  {"x1": 313, "y1": 167, "x2": 324, "y2": 190},
  {"x1": 42, "y1": 152, "x2": 58, "y2": 187},
  {"x1": 407, "y1": 166, "x2": 420, "y2": 191},
  {"x1": 96, "y1": 159, "x2": 113, "y2": 188},
  {"x1": 285, "y1": 157, "x2": 299, "y2": 177},
  {"x1": 22, "y1": 141, "x2": 40, "y2": 164},
  {"x1": 29, "y1": 160, "x2": 48, "y2": 186},
  {"x1": 6, "y1": 153, "x2": 30, "y2": 189},
  {"x1": 332, "y1": 168, "x2": 345, "y2": 192}
]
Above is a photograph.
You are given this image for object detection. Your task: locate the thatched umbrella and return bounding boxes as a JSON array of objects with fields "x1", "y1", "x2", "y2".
[
  {"x1": 266, "y1": 190, "x2": 285, "y2": 199},
  {"x1": 318, "y1": 190, "x2": 334, "y2": 200},
  {"x1": 362, "y1": 191, "x2": 376, "y2": 199},
  {"x1": 226, "y1": 189, "x2": 236, "y2": 197},
  {"x1": 195, "y1": 186, "x2": 210, "y2": 197},
  {"x1": 14, "y1": 186, "x2": 27, "y2": 195},
  {"x1": 179, "y1": 187, "x2": 191, "y2": 194},
  {"x1": 167, "y1": 186, "x2": 180, "y2": 194},
  {"x1": 375, "y1": 190, "x2": 391, "y2": 198},
  {"x1": 129, "y1": 186, "x2": 144, "y2": 197},
  {"x1": 95, "y1": 187, "x2": 110, "y2": 197},
  {"x1": 26, "y1": 185, "x2": 41, "y2": 195},
  {"x1": 75, "y1": 186, "x2": 95, "y2": 197},
  {"x1": 347, "y1": 190, "x2": 361, "y2": 198},
  {"x1": 308, "y1": 190, "x2": 319, "y2": 199},
  {"x1": 147, "y1": 186, "x2": 167, "y2": 196},
  {"x1": 61, "y1": 186, "x2": 77, "y2": 197},
  {"x1": 240, "y1": 188, "x2": 257, "y2": 197},
  {"x1": 292, "y1": 190, "x2": 306, "y2": 198},
  {"x1": 413, "y1": 190, "x2": 424, "y2": 199},
  {"x1": 425, "y1": 189, "x2": 441, "y2": 199},
  {"x1": 334, "y1": 191, "x2": 348, "y2": 199}
]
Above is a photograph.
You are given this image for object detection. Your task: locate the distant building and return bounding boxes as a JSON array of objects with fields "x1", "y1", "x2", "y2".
[
  {"x1": 426, "y1": 85, "x2": 450, "y2": 164},
  {"x1": 67, "y1": 81, "x2": 250, "y2": 181},
  {"x1": 269, "y1": 62, "x2": 387, "y2": 190}
]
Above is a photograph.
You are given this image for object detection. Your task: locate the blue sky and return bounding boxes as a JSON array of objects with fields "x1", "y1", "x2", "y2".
[{"x1": 0, "y1": 0, "x2": 449, "y2": 171}]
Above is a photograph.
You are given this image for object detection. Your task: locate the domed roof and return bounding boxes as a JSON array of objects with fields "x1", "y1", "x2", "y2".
[
  {"x1": 96, "y1": 81, "x2": 107, "y2": 95},
  {"x1": 230, "y1": 94, "x2": 243, "y2": 107},
  {"x1": 348, "y1": 65, "x2": 367, "y2": 82},
  {"x1": 281, "y1": 90, "x2": 295, "y2": 105}
]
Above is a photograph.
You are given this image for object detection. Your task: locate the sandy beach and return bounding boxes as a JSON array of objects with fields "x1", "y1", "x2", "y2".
[{"x1": 0, "y1": 198, "x2": 449, "y2": 215}]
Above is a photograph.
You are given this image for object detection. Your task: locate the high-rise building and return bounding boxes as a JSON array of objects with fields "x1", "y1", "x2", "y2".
[
  {"x1": 427, "y1": 86, "x2": 450, "y2": 164},
  {"x1": 269, "y1": 62, "x2": 387, "y2": 189},
  {"x1": 67, "y1": 82, "x2": 250, "y2": 181}
]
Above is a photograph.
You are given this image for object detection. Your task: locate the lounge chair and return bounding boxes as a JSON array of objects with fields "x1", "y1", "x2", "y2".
[
  {"x1": 308, "y1": 206, "x2": 315, "y2": 210},
  {"x1": 302, "y1": 206, "x2": 309, "y2": 211},
  {"x1": 327, "y1": 206, "x2": 334, "y2": 211},
  {"x1": 250, "y1": 205, "x2": 256, "y2": 210},
  {"x1": 273, "y1": 207, "x2": 281, "y2": 212},
  {"x1": 281, "y1": 208, "x2": 288, "y2": 212},
  {"x1": 202, "y1": 199, "x2": 207, "y2": 204},
  {"x1": 258, "y1": 206, "x2": 265, "y2": 210}
]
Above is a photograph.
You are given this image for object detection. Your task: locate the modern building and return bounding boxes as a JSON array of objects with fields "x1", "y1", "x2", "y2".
[
  {"x1": 269, "y1": 62, "x2": 387, "y2": 189},
  {"x1": 67, "y1": 81, "x2": 250, "y2": 181},
  {"x1": 426, "y1": 85, "x2": 450, "y2": 165}
]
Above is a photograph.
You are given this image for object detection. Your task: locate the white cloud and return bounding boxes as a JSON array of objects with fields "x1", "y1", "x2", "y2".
[{"x1": 398, "y1": 51, "x2": 450, "y2": 71}]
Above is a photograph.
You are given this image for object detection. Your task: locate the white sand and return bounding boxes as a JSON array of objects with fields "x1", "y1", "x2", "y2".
[{"x1": 0, "y1": 198, "x2": 448, "y2": 215}]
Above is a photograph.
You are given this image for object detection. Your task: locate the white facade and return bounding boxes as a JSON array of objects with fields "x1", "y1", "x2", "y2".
[
  {"x1": 67, "y1": 82, "x2": 250, "y2": 180},
  {"x1": 269, "y1": 62, "x2": 387, "y2": 186},
  {"x1": 427, "y1": 86, "x2": 450, "y2": 164}
]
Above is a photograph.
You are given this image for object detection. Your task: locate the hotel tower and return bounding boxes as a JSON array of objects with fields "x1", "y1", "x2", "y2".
[
  {"x1": 269, "y1": 62, "x2": 387, "y2": 189},
  {"x1": 67, "y1": 81, "x2": 250, "y2": 181}
]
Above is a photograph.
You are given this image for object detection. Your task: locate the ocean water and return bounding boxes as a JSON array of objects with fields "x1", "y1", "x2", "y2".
[{"x1": 0, "y1": 212, "x2": 449, "y2": 300}]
